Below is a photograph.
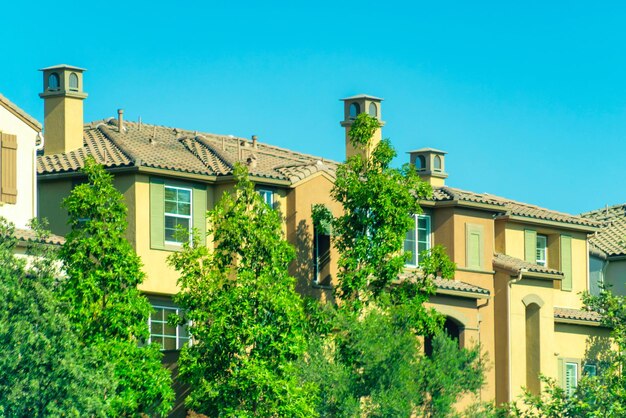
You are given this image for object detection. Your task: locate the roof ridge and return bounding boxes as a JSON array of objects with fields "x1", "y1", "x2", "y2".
[
  {"x1": 96, "y1": 125, "x2": 137, "y2": 165},
  {"x1": 580, "y1": 203, "x2": 626, "y2": 217}
]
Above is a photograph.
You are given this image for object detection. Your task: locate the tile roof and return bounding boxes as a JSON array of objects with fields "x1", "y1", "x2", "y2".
[
  {"x1": 398, "y1": 271, "x2": 490, "y2": 297},
  {"x1": 37, "y1": 119, "x2": 338, "y2": 184},
  {"x1": 14, "y1": 228, "x2": 65, "y2": 246},
  {"x1": 580, "y1": 204, "x2": 626, "y2": 257},
  {"x1": 0, "y1": 93, "x2": 42, "y2": 131},
  {"x1": 554, "y1": 307, "x2": 602, "y2": 324},
  {"x1": 493, "y1": 252, "x2": 564, "y2": 276},
  {"x1": 433, "y1": 277, "x2": 490, "y2": 296},
  {"x1": 432, "y1": 186, "x2": 599, "y2": 228}
]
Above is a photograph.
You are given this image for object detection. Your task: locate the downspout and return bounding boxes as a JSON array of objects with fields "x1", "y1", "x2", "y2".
[
  {"x1": 32, "y1": 132, "x2": 44, "y2": 220},
  {"x1": 508, "y1": 268, "x2": 526, "y2": 402},
  {"x1": 476, "y1": 297, "x2": 490, "y2": 402}
]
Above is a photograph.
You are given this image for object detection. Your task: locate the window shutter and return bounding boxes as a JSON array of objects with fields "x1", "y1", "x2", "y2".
[
  {"x1": 557, "y1": 358, "x2": 564, "y2": 387},
  {"x1": 1, "y1": 133, "x2": 18, "y2": 204},
  {"x1": 561, "y1": 235, "x2": 573, "y2": 291},
  {"x1": 524, "y1": 230, "x2": 537, "y2": 263},
  {"x1": 466, "y1": 223, "x2": 483, "y2": 269},
  {"x1": 150, "y1": 178, "x2": 165, "y2": 250},
  {"x1": 192, "y1": 184, "x2": 207, "y2": 247}
]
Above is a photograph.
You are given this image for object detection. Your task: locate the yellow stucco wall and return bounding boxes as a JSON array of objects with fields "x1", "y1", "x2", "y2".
[{"x1": 43, "y1": 96, "x2": 84, "y2": 155}]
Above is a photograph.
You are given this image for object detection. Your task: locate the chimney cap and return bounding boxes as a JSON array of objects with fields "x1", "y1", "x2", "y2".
[
  {"x1": 340, "y1": 94, "x2": 383, "y2": 102},
  {"x1": 407, "y1": 147, "x2": 447, "y2": 155},
  {"x1": 39, "y1": 64, "x2": 87, "y2": 72}
]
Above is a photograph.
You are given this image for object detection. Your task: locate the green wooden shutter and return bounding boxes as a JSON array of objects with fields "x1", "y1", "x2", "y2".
[
  {"x1": 192, "y1": 184, "x2": 207, "y2": 247},
  {"x1": 561, "y1": 235, "x2": 572, "y2": 291},
  {"x1": 524, "y1": 230, "x2": 537, "y2": 263},
  {"x1": 150, "y1": 178, "x2": 165, "y2": 250},
  {"x1": 466, "y1": 224, "x2": 483, "y2": 269}
]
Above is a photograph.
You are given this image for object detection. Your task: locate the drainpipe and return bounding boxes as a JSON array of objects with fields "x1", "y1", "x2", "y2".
[
  {"x1": 508, "y1": 268, "x2": 527, "y2": 402},
  {"x1": 32, "y1": 132, "x2": 45, "y2": 220}
]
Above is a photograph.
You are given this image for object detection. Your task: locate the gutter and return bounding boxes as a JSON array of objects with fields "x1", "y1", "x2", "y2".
[
  {"x1": 436, "y1": 288, "x2": 490, "y2": 300},
  {"x1": 495, "y1": 214, "x2": 599, "y2": 233}
]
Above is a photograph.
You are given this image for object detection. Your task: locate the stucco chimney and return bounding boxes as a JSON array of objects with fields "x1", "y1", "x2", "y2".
[
  {"x1": 408, "y1": 148, "x2": 448, "y2": 187},
  {"x1": 39, "y1": 64, "x2": 87, "y2": 155},
  {"x1": 339, "y1": 94, "x2": 385, "y2": 160},
  {"x1": 117, "y1": 109, "x2": 124, "y2": 133}
]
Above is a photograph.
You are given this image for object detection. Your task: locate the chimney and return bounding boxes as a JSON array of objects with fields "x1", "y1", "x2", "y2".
[
  {"x1": 408, "y1": 148, "x2": 448, "y2": 187},
  {"x1": 39, "y1": 64, "x2": 87, "y2": 155},
  {"x1": 117, "y1": 109, "x2": 124, "y2": 133},
  {"x1": 340, "y1": 94, "x2": 385, "y2": 160},
  {"x1": 251, "y1": 135, "x2": 258, "y2": 148}
]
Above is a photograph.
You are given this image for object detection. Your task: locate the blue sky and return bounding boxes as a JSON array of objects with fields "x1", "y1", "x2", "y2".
[{"x1": 3, "y1": 1, "x2": 626, "y2": 214}]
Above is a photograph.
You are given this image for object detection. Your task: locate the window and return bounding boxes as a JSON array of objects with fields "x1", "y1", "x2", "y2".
[
  {"x1": 349, "y1": 102, "x2": 360, "y2": 119},
  {"x1": 314, "y1": 228, "x2": 331, "y2": 285},
  {"x1": 565, "y1": 362, "x2": 578, "y2": 396},
  {"x1": 149, "y1": 305, "x2": 190, "y2": 350},
  {"x1": 164, "y1": 185, "x2": 192, "y2": 244},
  {"x1": 150, "y1": 178, "x2": 206, "y2": 250},
  {"x1": 404, "y1": 214, "x2": 431, "y2": 267},
  {"x1": 48, "y1": 73, "x2": 60, "y2": 90},
  {"x1": 536, "y1": 234, "x2": 547, "y2": 266},
  {"x1": 583, "y1": 363, "x2": 597, "y2": 377},
  {"x1": 368, "y1": 102, "x2": 377, "y2": 117},
  {"x1": 434, "y1": 155, "x2": 442, "y2": 171},
  {"x1": 69, "y1": 72, "x2": 79, "y2": 91},
  {"x1": 258, "y1": 189, "x2": 273, "y2": 207},
  {"x1": 415, "y1": 155, "x2": 426, "y2": 171}
]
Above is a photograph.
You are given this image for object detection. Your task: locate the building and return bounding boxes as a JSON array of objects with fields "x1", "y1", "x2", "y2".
[
  {"x1": 36, "y1": 64, "x2": 611, "y2": 410},
  {"x1": 0, "y1": 92, "x2": 64, "y2": 252},
  {"x1": 340, "y1": 95, "x2": 610, "y2": 404},
  {"x1": 580, "y1": 204, "x2": 626, "y2": 296}
]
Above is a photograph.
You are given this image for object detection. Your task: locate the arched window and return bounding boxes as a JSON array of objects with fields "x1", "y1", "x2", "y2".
[
  {"x1": 69, "y1": 73, "x2": 79, "y2": 91},
  {"x1": 349, "y1": 102, "x2": 360, "y2": 119},
  {"x1": 416, "y1": 155, "x2": 426, "y2": 170},
  {"x1": 368, "y1": 102, "x2": 377, "y2": 117},
  {"x1": 48, "y1": 73, "x2": 60, "y2": 91},
  {"x1": 526, "y1": 303, "x2": 541, "y2": 395},
  {"x1": 434, "y1": 155, "x2": 442, "y2": 171}
]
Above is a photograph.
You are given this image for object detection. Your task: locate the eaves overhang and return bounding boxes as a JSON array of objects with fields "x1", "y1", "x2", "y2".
[{"x1": 495, "y1": 214, "x2": 600, "y2": 233}]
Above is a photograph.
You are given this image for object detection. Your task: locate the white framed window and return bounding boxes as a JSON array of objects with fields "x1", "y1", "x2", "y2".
[
  {"x1": 536, "y1": 234, "x2": 548, "y2": 266},
  {"x1": 258, "y1": 189, "x2": 273, "y2": 207},
  {"x1": 583, "y1": 363, "x2": 597, "y2": 377},
  {"x1": 164, "y1": 185, "x2": 192, "y2": 244},
  {"x1": 149, "y1": 305, "x2": 190, "y2": 351},
  {"x1": 404, "y1": 214, "x2": 431, "y2": 267},
  {"x1": 565, "y1": 361, "x2": 579, "y2": 396}
]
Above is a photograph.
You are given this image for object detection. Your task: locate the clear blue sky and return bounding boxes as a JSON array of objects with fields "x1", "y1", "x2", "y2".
[{"x1": 3, "y1": 1, "x2": 626, "y2": 214}]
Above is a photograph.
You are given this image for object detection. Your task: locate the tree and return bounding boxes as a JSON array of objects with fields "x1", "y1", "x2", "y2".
[
  {"x1": 298, "y1": 113, "x2": 487, "y2": 417},
  {"x1": 169, "y1": 164, "x2": 315, "y2": 417},
  {"x1": 0, "y1": 218, "x2": 115, "y2": 417},
  {"x1": 512, "y1": 287, "x2": 626, "y2": 417},
  {"x1": 59, "y1": 158, "x2": 174, "y2": 417}
]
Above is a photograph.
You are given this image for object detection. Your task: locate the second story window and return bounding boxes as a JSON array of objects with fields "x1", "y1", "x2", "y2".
[
  {"x1": 149, "y1": 304, "x2": 190, "y2": 350},
  {"x1": 404, "y1": 214, "x2": 431, "y2": 267},
  {"x1": 258, "y1": 189, "x2": 273, "y2": 207},
  {"x1": 536, "y1": 234, "x2": 548, "y2": 266},
  {"x1": 164, "y1": 185, "x2": 192, "y2": 244}
]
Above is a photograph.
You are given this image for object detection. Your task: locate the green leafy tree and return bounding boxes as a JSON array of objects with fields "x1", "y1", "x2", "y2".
[
  {"x1": 169, "y1": 164, "x2": 315, "y2": 417},
  {"x1": 59, "y1": 158, "x2": 174, "y2": 417},
  {"x1": 0, "y1": 218, "x2": 115, "y2": 417},
  {"x1": 299, "y1": 113, "x2": 487, "y2": 417}
]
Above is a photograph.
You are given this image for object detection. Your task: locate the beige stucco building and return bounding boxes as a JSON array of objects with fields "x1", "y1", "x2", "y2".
[{"x1": 35, "y1": 64, "x2": 611, "y2": 412}]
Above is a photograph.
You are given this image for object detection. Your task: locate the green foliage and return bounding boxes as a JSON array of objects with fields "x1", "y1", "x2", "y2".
[
  {"x1": 332, "y1": 112, "x2": 432, "y2": 305},
  {"x1": 312, "y1": 204, "x2": 333, "y2": 235},
  {"x1": 416, "y1": 333, "x2": 486, "y2": 417},
  {"x1": 298, "y1": 112, "x2": 486, "y2": 417},
  {"x1": 60, "y1": 158, "x2": 174, "y2": 417},
  {"x1": 0, "y1": 218, "x2": 115, "y2": 417},
  {"x1": 169, "y1": 164, "x2": 315, "y2": 417}
]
